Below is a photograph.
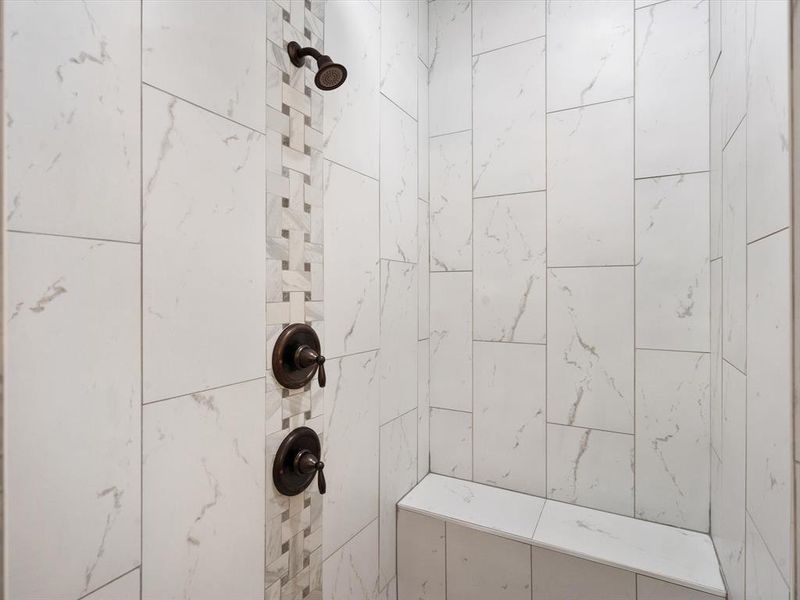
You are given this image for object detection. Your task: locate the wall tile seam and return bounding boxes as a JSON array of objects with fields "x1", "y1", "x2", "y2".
[{"x1": 5, "y1": 229, "x2": 142, "y2": 246}]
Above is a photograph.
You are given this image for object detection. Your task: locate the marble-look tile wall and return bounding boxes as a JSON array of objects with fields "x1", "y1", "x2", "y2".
[
  {"x1": 428, "y1": 0, "x2": 715, "y2": 536},
  {"x1": 708, "y1": 1, "x2": 795, "y2": 599}
]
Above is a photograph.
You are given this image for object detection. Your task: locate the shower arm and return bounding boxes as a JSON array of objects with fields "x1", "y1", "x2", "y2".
[{"x1": 287, "y1": 41, "x2": 323, "y2": 68}]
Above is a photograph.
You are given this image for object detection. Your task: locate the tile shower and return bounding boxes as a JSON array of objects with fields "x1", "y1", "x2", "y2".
[{"x1": 0, "y1": 2, "x2": 795, "y2": 600}]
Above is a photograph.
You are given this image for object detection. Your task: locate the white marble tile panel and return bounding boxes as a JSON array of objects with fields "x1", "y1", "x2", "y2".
[
  {"x1": 547, "y1": 424, "x2": 634, "y2": 517},
  {"x1": 380, "y1": 96, "x2": 418, "y2": 262},
  {"x1": 397, "y1": 510, "x2": 445, "y2": 600},
  {"x1": 546, "y1": 1, "x2": 633, "y2": 111},
  {"x1": 746, "y1": 0, "x2": 791, "y2": 242},
  {"x1": 324, "y1": 0, "x2": 380, "y2": 177},
  {"x1": 380, "y1": 261, "x2": 418, "y2": 424},
  {"x1": 5, "y1": 1, "x2": 140, "y2": 241},
  {"x1": 547, "y1": 267, "x2": 634, "y2": 434},
  {"x1": 418, "y1": 0, "x2": 429, "y2": 65},
  {"x1": 324, "y1": 160, "x2": 380, "y2": 358},
  {"x1": 709, "y1": 0, "x2": 721, "y2": 71},
  {"x1": 473, "y1": 37, "x2": 545, "y2": 197},
  {"x1": 635, "y1": 350, "x2": 710, "y2": 531},
  {"x1": 430, "y1": 272, "x2": 472, "y2": 411},
  {"x1": 418, "y1": 200, "x2": 430, "y2": 339},
  {"x1": 429, "y1": 409, "x2": 472, "y2": 480},
  {"x1": 323, "y1": 352, "x2": 380, "y2": 559},
  {"x1": 85, "y1": 570, "x2": 140, "y2": 600},
  {"x1": 142, "y1": 89, "x2": 265, "y2": 402},
  {"x1": 710, "y1": 260, "x2": 722, "y2": 455},
  {"x1": 446, "y1": 523, "x2": 532, "y2": 600},
  {"x1": 6, "y1": 233, "x2": 141, "y2": 600},
  {"x1": 430, "y1": 131, "x2": 472, "y2": 271},
  {"x1": 381, "y1": 0, "x2": 418, "y2": 118},
  {"x1": 721, "y1": 0, "x2": 746, "y2": 144},
  {"x1": 472, "y1": 0, "x2": 545, "y2": 55},
  {"x1": 635, "y1": 173, "x2": 710, "y2": 352},
  {"x1": 379, "y1": 410, "x2": 418, "y2": 588},
  {"x1": 745, "y1": 514, "x2": 791, "y2": 600},
  {"x1": 635, "y1": 0, "x2": 709, "y2": 177},
  {"x1": 418, "y1": 60, "x2": 430, "y2": 202},
  {"x1": 142, "y1": 379, "x2": 265, "y2": 600},
  {"x1": 474, "y1": 342, "x2": 546, "y2": 496},
  {"x1": 710, "y1": 68, "x2": 722, "y2": 260},
  {"x1": 474, "y1": 192, "x2": 546, "y2": 343},
  {"x1": 531, "y1": 546, "x2": 635, "y2": 600},
  {"x1": 428, "y1": 0, "x2": 471, "y2": 136},
  {"x1": 547, "y1": 98, "x2": 634, "y2": 267},
  {"x1": 418, "y1": 339, "x2": 431, "y2": 481},
  {"x1": 637, "y1": 576, "x2": 721, "y2": 600},
  {"x1": 746, "y1": 229, "x2": 793, "y2": 583},
  {"x1": 143, "y1": 0, "x2": 266, "y2": 132},
  {"x1": 323, "y1": 519, "x2": 380, "y2": 600}
]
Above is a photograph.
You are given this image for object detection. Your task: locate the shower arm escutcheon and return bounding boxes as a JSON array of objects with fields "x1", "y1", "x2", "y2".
[{"x1": 272, "y1": 323, "x2": 326, "y2": 389}]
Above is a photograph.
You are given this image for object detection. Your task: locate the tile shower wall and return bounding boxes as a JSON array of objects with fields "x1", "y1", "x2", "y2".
[
  {"x1": 428, "y1": 0, "x2": 714, "y2": 535},
  {"x1": 709, "y1": 1, "x2": 794, "y2": 599}
]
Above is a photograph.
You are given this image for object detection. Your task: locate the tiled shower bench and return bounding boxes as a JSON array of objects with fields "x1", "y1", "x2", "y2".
[{"x1": 397, "y1": 474, "x2": 726, "y2": 600}]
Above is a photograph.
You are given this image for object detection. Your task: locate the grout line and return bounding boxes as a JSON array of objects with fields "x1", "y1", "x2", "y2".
[
  {"x1": 632, "y1": 0, "x2": 638, "y2": 521},
  {"x1": 636, "y1": 346, "x2": 711, "y2": 355},
  {"x1": 6, "y1": 229, "x2": 140, "y2": 246},
  {"x1": 429, "y1": 128, "x2": 471, "y2": 140},
  {"x1": 547, "y1": 263, "x2": 635, "y2": 270},
  {"x1": 746, "y1": 508, "x2": 793, "y2": 591},
  {"x1": 471, "y1": 33, "x2": 546, "y2": 58},
  {"x1": 473, "y1": 187, "x2": 547, "y2": 200},
  {"x1": 469, "y1": 0, "x2": 475, "y2": 484},
  {"x1": 77, "y1": 566, "x2": 141, "y2": 600},
  {"x1": 380, "y1": 90, "x2": 419, "y2": 124},
  {"x1": 634, "y1": 169, "x2": 710, "y2": 181},
  {"x1": 473, "y1": 339, "x2": 547, "y2": 347},
  {"x1": 322, "y1": 516, "x2": 378, "y2": 567},
  {"x1": 635, "y1": 0, "x2": 671, "y2": 10},
  {"x1": 546, "y1": 95, "x2": 635, "y2": 116},
  {"x1": 324, "y1": 157, "x2": 379, "y2": 183},
  {"x1": 138, "y1": 1, "x2": 144, "y2": 594},
  {"x1": 746, "y1": 225, "x2": 790, "y2": 247},
  {"x1": 544, "y1": 0, "x2": 549, "y2": 503},
  {"x1": 546, "y1": 421, "x2": 635, "y2": 439},
  {"x1": 142, "y1": 376, "x2": 267, "y2": 407}
]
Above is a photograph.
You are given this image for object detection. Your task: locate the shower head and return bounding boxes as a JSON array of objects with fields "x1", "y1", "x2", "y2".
[{"x1": 287, "y1": 41, "x2": 348, "y2": 91}]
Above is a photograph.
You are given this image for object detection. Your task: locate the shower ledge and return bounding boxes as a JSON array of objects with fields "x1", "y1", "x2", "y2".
[{"x1": 398, "y1": 473, "x2": 726, "y2": 598}]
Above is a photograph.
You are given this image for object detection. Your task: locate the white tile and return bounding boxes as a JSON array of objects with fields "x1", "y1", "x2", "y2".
[
  {"x1": 380, "y1": 96, "x2": 418, "y2": 262},
  {"x1": 710, "y1": 68, "x2": 723, "y2": 260},
  {"x1": 635, "y1": 173, "x2": 710, "y2": 352},
  {"x1": 397, "y1": 510, "x2": 445, "y2": 600},
  {"x1": 710, "y1": 260, "x2": 723, "y2": 456},
  {"x1": 473, "y1": 37, "x2": 545, "y2": 197},
  {"x1": 418, "y1": 0, "x2": 429, "y2": 65},
  {"x1": 531, "y1": 547, "x2": 635, "y2": 600},
  {"x1": 474, "y1": 342, "x2": 546, "y2": 496},
  {"x1": 472, "y1": 0, "x2": 544, "y2": 55},
  {"x1": 547, "y1": 424, "x2": 634, "y2": 517},
  {"x1": 324, "y1": 160, "x2": 380, "y2": 358},
  {"x1": 721, "y1": 124, "x2": 746, "y2": 372},
  {"x1": 418, "y1": 200, "x2": 430, "y2": 339},
  {"x1": 418, "y1": 340, "x2": 431, "y2": 481},
  {"x1": 323, "y1": 519, "x2": 380, "y2": 600},
  {"x1": 430, "y1": 131, "x2": 472, "y2": 271},
  {"x1": 474, "y1": 192, "x2": 546, "y2": 343},
  {"x1": 637, "y1": 576, "x2": 721, "y2": 600},
  {"x1": 746, "y1": 229, "x2": 793, "y2": 583},
  {"x1": 635, "y1": 0, "x2": 709, "y2": 177},
  {"x1": 142, "y1": 379, "x2": 265, "y2": 600},
  {"x1": 546, "y1": 1, "x2": 633, "y2": 111},
  {"x1": 532, "y1": 500, "x2": 726, "y2": 597},
  {"x1": 709, "y1": 0, "x2": 721, "y2": 71},
  {"x1": 635, "y1": 350, "x2": 710, "y2": 531},
  {"x1": 429, "y1": 409, "x2": 472, "y2": 480},
  {"x1": 379, "y1": 410, "x2": 418, "y2": 588},
  {"x1": 429, "y1": 0, "x2": 471, "y2": 136},
  {"x1": 4, "y1": 1, "x2": 140, "y2": 241},
  {"x1": 85, "y1": 570, "x2": 140, "y2": 600},
  {"x1": 381, "y1": 0, "x2": 418, "y2": 118},
  {"x1": 547, "y1": 98, "x2": 634, "y2": 267},
  {"x1": 398, "y1": 474, "x2": 545, "y2": 543},
  {"x1": 6, "y1": 234, "x2": 140, "y2": 600},
  {"x1": 323, "y1": 352, "x2": 380, "y2": 559},
  {"x1": 430, "y1": 272, "x2": 472, "y2": 411},
  {"x1": 380, "y1": 261, "x2": 418, "y2": 424},
  {"x1": 324, "y1": 0, "x2": 380, "y2": 177},
  {"x1": 143, "y1": 0, "x2": 265, "y2": 132},
  {"x1": 418, "y1": 61, "x2": 430, "y2": 202},
  {"x1": 547, "y1": 267, "x2": 634, "y2": 434},
  {"x1": 721, "y1": 0, "x2": 746, "y2": 144},
  {"x1": 745, "y1": 514, "x2": 791, "y2": 600},
  {"x1": 746, "y1": 0, "x2": 791, "y2": 242},
  {"x1": 446, "y1": 523, "x2": 532, "y2": 600},
  {"x1": 380, "y1": 579, "x2": 397, "y2": 600},
  {"x1": 142, "y1": 88, "x2": 265, "y2": 402}
]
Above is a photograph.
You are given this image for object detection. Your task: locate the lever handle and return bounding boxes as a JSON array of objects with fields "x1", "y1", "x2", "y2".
[
  {"x1": 295, "y1": 345, "x2": 327, "y2": 388},
  {"x1": 295, "y1": 449, "x2": 326, "y2": 495},
  {"x1": 316, "y1": 461, "x2": 326, "y2": 494}
]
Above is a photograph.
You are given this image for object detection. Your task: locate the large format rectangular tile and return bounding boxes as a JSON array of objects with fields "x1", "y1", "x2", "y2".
[
  {"x1": 473, "y1": 192, "x2": 546, "y2": 343},
  {"x1": 418, "y1": 200, "x2": 430, "y2": 339},
  {"x1": 429, "y1": 409, "x2": 472, "y2": 480},
  {"x1": 429, "y1": 0, "x2": 471, "y2": 136},
  {"x1": 142, "y1": 88, "x2": 265, "y2": 402},
  {"x1": 745, "y1": 514, "x2": 791, "y2": 600},
  {"x1": 531, "y1": 547, "x2": 635, "y2": 600},
  {"x1": 397, "y1": 510, "x2": 445, "y2": 600},
  {"x1": 472, "y1": 0, "x2": 544, "y2": 55},
  {"x1": 324, "y1": 160, "x2": 380, "y2": 358},
  {"x1": 710, "y1": 259, "x2": 723, "y2": 455},
  {"x1": 6, "y1": 233, "x2": 141, "y2": 600},
  {"x1": 635, "y1": 0, "x2": 709, "y2": 177},
  {"x1": 324, "y1": 0, "x2": 380, "y2": 177},
  {"x1": 710, "y1": 68, "x2": 723, "y2": 260},
  {"x1": 546, "y1": 1, "x2": 633, "y2": 111},
  {"x1": 323, "y1": 519, "x2": 380, "y2": 600},
  {"x1": 323, "y1": 352, "x2": 380, "y2": 559},
  {"x1": 547, "y1": 424, "x2": 634, "y2": 517},
  {"x1": 418, "y1": 61, "x2": 429, "y2": 202},
  {"x1": 547, "y1": 267, "x2": 634, "y2": 433},
  {"x1": 143, "y1": 0, "x2": 266, "y2": 132},
  {"x1": 418, "y1": 340, "x2": 430, "y2": 481},
  {"x1": 635, "y1": 350, "x2": 710, "y2": 531},
  {"x1": 429, "y1": 131, "x2": 472, "y2": 271},
  {"x1": 380, "y1": 0, "x2": 418, "y2": 118},
  {"x1": 473, "y1": 37, "x2": 545, "y2": 197},
  {"x1": 721, "y1": 0, "x2": 746, "y2": 144},
  {"x1": 746, "y1": 229, "x2": 793, "y2": 583},
  {"x1": 4, "y1": 1, "x2": 140, "y2": 241},
  {"x1": 474, "y1": 342, "x2": 546, "y2": 496},
  {"x1": 142, "y1": 380, "x2": 265, "y2": 600},
  {"x1": 85, "y1": 570, "x2": 140, "y2": 600},
  {"x1": 430, "y1": 272, "x2": 471, "y2": 411},
  {"x1": 635, "y1": 173, "x2": 710, "y2": 352},
  {"x1": 547, "y1": 98, "x2": 634, "y2": 267}
]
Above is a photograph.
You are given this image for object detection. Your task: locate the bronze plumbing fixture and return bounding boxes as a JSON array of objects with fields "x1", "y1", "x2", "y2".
[
  {"x1": 272, "y1": 323, "x2": 326, "y2": 390},
  {"x1": 273, "y1": 426, "x2": 326, "y2": 496}
]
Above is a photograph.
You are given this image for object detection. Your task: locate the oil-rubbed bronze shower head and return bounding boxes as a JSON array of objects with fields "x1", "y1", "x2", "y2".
[{"x1": 287, "y1": 41, "x2": 348, "y2": 91}]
